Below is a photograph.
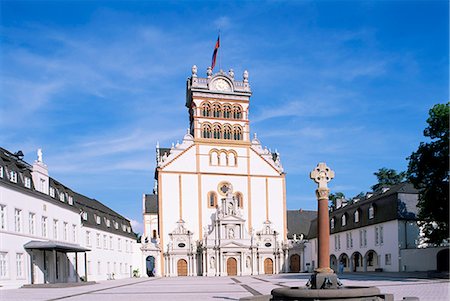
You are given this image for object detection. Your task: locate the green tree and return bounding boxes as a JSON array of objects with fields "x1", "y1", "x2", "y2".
[
  {"x1": 407, "y1": 103, "x2": 449, "y2": 244},
  {"x1": 371, "y1": 168, "x2": 406, "y2": 192}
]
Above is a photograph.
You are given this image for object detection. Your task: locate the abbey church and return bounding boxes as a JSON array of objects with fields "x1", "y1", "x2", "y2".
[{"x1": 141, "y1": 65, "x2": 289, "y2": 277}]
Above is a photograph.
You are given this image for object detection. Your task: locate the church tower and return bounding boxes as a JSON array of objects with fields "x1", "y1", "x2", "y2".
[
  {"x1": 144, "y1": 66, "x2": 287, "y2": 277},
  {"x1": 186, "y1": 65, "x2": 251, "y2": 143}
]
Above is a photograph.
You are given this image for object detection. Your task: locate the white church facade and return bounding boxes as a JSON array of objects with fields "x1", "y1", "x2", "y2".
[{"x1": 141, "y1": 66, "x2": 289, "y2": 277}]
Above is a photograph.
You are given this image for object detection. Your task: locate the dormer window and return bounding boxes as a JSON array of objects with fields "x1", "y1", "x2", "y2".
[
  {"x1": 106, "y1": 219, "x2": 111, "y2": 227},
  {"x1": 341, "y1": 214, "x2": 347, "y2": 227},
  {"x1": 114, "y1": 221, "x2": 119, "y2": 229},
  {"x1": 81, "y1": 212, "x2": 88, "y2": 220},
  {"x1": 59, "y1": 192, "x2": 65, "y2": 202},
  {"x1": 68, "y1": 196, "x2": 73, "y2": 205},
  {"x1": 24, "y1": 177, "x2": 31, "y2": 189},
  {"x1": 95, "y1": 215, "x2": 101, "y2": 224},
  {"x1": 0, "y1": 166, "x2": 3, "y2": 178},
  {"x1": 368, "y1": 205, "x2": 375, "y2": 219},
  {"x1": 127, "y1": 226, "x2": 131, "y2": 233},
  {"x1": 49, "y1": 187, "x2": 55, "y2": 198},
  {"x1": 354, "y1": 210, "x2": 360, "y2": 223},
  {"x1": 9, "y1": 170, "x2": 17, "y2": 183}
]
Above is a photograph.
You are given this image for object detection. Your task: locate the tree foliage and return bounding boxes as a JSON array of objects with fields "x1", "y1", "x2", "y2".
[
  {"x1": 407, "y1": 103, "x2": 449, "y2": 244},
  {"x1": 371, "y1": 168, "x2": 406, "y2": 192},
  {"x1": 329, "y1": 192, "x2": 345, "y2": 202}
]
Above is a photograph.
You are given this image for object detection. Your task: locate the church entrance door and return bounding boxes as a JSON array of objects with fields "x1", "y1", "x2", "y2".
[
  {"x1": 227, "y1": 257, "x2": 237, "y2": 276},
  {"x1": 177, "y1": 259, "x2": 188, "y2": 276},
  {"x1": 264, "y1": 258, "x2": 273, "y2": 274},
  {"x1": 290, "y1": 254, "x2": 300, "y2": 272}
]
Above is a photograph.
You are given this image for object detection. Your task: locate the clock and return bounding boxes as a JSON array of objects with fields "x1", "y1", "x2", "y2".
[{"x1": 212, "y1": 79, "x2": 231, "y2": 92}]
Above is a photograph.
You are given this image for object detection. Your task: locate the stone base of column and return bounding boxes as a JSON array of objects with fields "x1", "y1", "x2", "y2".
[
  {"x1": 310, "y1": 272, "x2": 338, "y2": 289},
  {"x1": 271, "y1": 286, "x2": 394, "y2": 301}
]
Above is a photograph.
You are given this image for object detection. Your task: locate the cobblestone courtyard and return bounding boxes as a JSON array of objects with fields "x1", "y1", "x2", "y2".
[{"x1": 1, "y1": 273, "x2": 449, "y2": 301}]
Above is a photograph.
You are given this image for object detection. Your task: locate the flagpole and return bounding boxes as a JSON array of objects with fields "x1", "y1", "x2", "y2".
[{"x1": 219, "y1": 30, "x2": 221, "y2": 71}]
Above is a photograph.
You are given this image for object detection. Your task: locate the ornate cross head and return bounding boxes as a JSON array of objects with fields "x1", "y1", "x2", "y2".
[{"x1": 310, "y1": 162, "x2": 335, "y2": 188}]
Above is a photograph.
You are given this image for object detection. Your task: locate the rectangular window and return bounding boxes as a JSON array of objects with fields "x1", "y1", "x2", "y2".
[
  {"x1": 16, "y1": 253, "x2": 24, "y2": 278},
  {"x1": 42, "y1": 217, "x2": 48, "y2": 238},
  {"x1": 109, "y1": 236, "x2": 113, "y2": 250},
  {"x1": 59, "y1": 192, "x2": 65, "y2": 202},
  {"x1": 346, "y1": 233, "x2": 350, "y2": 249},
  {"x1": 72, "y1": 225, "x2": 77, "y2": 242},
  {"x1": 49, "y1": 187, "x2": 55, "y2": 198},
  {"x1": 63, "y1": 222, "x2": 68, "y2": 241},
  {"x1": 29, "y1": 212, "x2": 35, "y2": 235},
  {"x1": 0, "y1": 204, "x2": 6, "y2": 230},
  {"x1": 10, "y1": 170, "x2": 17, "y2": 183},
  {"x1": 375, "y1": 227, "x2": 379, "y2": 245},
  {"x1": 0, "y1": 166, "x2": 3, "y2": 178},
  {"x1": 349, "y1": 232, "x2": 353, "y2": 248},
  {"x1": 103, "y1": 235, "x2": 107, "y2": 249},
  {"x1": 68, "y1": 196, "x2": 73, "y2": 205},
  {"x1": 0, "y1": 252, "x2": 8, "y2": 278},
  {"x1": 87, "y1": 260, "x2": 92, "y2": 275},
  {"x1": 363, "y1": 230, "x2": 367, "y2": 247},
  {"x1": 53, "y1": 219, "x2": 58, "y2": 239},
  {"x1": 334, "y1": 235, "x2": 338, "y2": 251},
  {"x1": 97, "y1": 261, "x2": 101, "y2": 275},
  {"x1": 14, "y1": 209, "x2": 22, "y2": 232},
  {"x1": 337, "y1": 234, "x2": 341, "y2": 250},
  {"x1": 24, "y1": 177, "x2": 31, "y2": 188},
  {"x1": 385, "y1": 253, "x2": 391, "y2": 265},
  {"x1": 96, "y1": 233, "x2": 101, "y2": 248},
  {"x1": 380, "y1": 226, "x2": 384, "y2": 245},
  {"x1": 86, "y1": 231, "x2": 91, "y2": 246},
  {"x1": 118, "y1": 238, "x2": 121, "y2": 251},
  {"x1": 359, "y1": 230, "x2": 363, "y2": 248}
]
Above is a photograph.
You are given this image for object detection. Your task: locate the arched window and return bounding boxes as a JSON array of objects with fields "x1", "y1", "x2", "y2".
[
  {"x1": 223, "y1": 124, "x2": 232, "y2": 139},
  {"x1": 223, "y1": 104, "x2": 231, "y2": 118},
  {"x1": 232, "y1": 105, "x2": 242, "y2": 119},
  {"x1": 219, "y1": 151, "x2": 227, "y2": 166},
  {"x1": 201, "y1": 102, "x2": 211, "y2": 117},
  {"x1": 152, "y1": 230, "x2": 157, "y2": 239},
  {"x1": 208, "y1": 192, "x2": 217, "y2": 208},
  {"x1": 212, "y1": 103, "x2": 221, "y2": 118},
  {"x1": 213, "y1": 124, "x2": 222, "y2": 139},
  {"x1": 354, "y1": 210, "x2": 360, "y2": 223},
  {"x1": 210, "y1": 150, "x2": 219, "y2": 165},
  {"x1": 202, "y1": 123, "x2": 212, "y2": 138},
  {"x1": 235, "y1": 192, "x2": 243, "y2": 208},
  {"x1": 341, "y1": 214, "x2": 347, "y2": 226},
  {"x1": 233, "y1": 126, "x2": 243, "y2": 140},
  {"x1": 368, "y1": 205, "x2": 375, "y2": 219},
  {"x1": 228, "y1": 151, "x2": 236, "y2": 167}
]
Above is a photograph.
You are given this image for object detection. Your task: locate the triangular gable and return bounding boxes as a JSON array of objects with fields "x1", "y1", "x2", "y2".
[{"x1": 249, "y1": 148, "x2": 283, "y2": 176}]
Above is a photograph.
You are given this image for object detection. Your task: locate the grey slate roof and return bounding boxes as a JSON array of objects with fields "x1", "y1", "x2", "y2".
[
  {"x1": 286, "y1": 209, "x2": 317, "y2": 239},
  {"x1": 24, "y1": 240, "x2": 90, "y2": 252},
  {"x1": 308, "y1": 182, "x2": 418, "y2": 238},
  {"x1": 0, "y1": 146, "x2": 136, "y2": 239},
  {"x1": 144, "y1": 194, "x2": 158, "y2": 214}
]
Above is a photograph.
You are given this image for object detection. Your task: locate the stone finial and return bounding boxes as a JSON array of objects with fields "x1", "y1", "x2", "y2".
[
  {"x1": 243, "y1": 70, "x2": 249, "y2": 82},
  {"x1": 310, "y1": 162, "x2": 335, "y2": 189},
  {"x1": 191, "y1": 65, "x2": 198, "y2": 77},
  {"x1": 37, "y1": 148, "x2": 43, "y2": 163},
  {"x1": 207, "y1": 66, "x2": 213, "y2": 78},
  {"x1": 228, "y1": 69, "x2": 234, "y2": 78}
]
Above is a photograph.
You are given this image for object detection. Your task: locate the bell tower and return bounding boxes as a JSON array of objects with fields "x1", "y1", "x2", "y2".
[{"x1": 186, "y1": 65, "x2": 252, "y2": 144}]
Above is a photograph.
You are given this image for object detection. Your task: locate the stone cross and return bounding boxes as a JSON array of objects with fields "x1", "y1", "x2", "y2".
[
  {"x1": 310, "y1": 162, "x2": 335, "y2": 275},
  {"x1": 310, "y1": 162, "x2": 334, "y2": 189}
]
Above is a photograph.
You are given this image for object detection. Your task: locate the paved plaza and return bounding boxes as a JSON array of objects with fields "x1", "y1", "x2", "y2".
[{"x1": 1, "y1": 273, "x2": 448, "y2": 301}]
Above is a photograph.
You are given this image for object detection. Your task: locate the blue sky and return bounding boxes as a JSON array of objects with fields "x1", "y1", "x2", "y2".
[{"x1": 1, "y1": 0, "x2": 448, "y2": 233}]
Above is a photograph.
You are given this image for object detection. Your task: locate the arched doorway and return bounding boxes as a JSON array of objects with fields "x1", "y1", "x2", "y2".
[
  {"x1": 227, "y1": 257, "x2": 237, "y2": 276},
  {"x1": 177, "y1": 259, "x2": 188, "y2": 276},
  {"x1": 264, "y1": 258, "x2": 273, "y2": 275},
  {"x1": 330, "y1": 254, "x2": 338, "y2": 272},
  {"x1": 290, "y1": 254, "x2": 300, "y2": 272},
  {"x1": 364, "y1": 250, "x2": 378, "y2": 272},
  {"x1": 351, "y1": 252, "x2": 363, "y2": 272},
  {"x1": 437, "y1": 249, "x2": 449, "y2": 272},
  {"x1": 338, "y1": 253, "x2": 349, "y2": 272},
  {"x1": 146, "y1": 256, "x2": 155, "y2": 277}
]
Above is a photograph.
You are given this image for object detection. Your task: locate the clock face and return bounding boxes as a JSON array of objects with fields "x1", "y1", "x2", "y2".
[{"x1": 212, "y1": 78, "x2": 231, "y2": 92}]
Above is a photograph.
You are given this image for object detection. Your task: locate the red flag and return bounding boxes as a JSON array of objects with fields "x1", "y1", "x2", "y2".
[{"x1": 211, "y1": 35, "x2": 220, "y2": 70}]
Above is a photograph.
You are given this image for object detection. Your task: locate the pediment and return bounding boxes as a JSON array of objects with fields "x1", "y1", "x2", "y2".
[{"x1": 221, "y1": 240, "x2": 250, "y2": 248}]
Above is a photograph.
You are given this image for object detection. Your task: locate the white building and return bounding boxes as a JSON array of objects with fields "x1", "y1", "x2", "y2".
[
  {"x1": 303, "y1": 183, "x2": 449, "y2": 273},
  {"x1": 141, "y1": 66, "x2": 288, "y2": 277},
  {"x1": 0, "y1": 147, "x2": 139, "y2": 289}
]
